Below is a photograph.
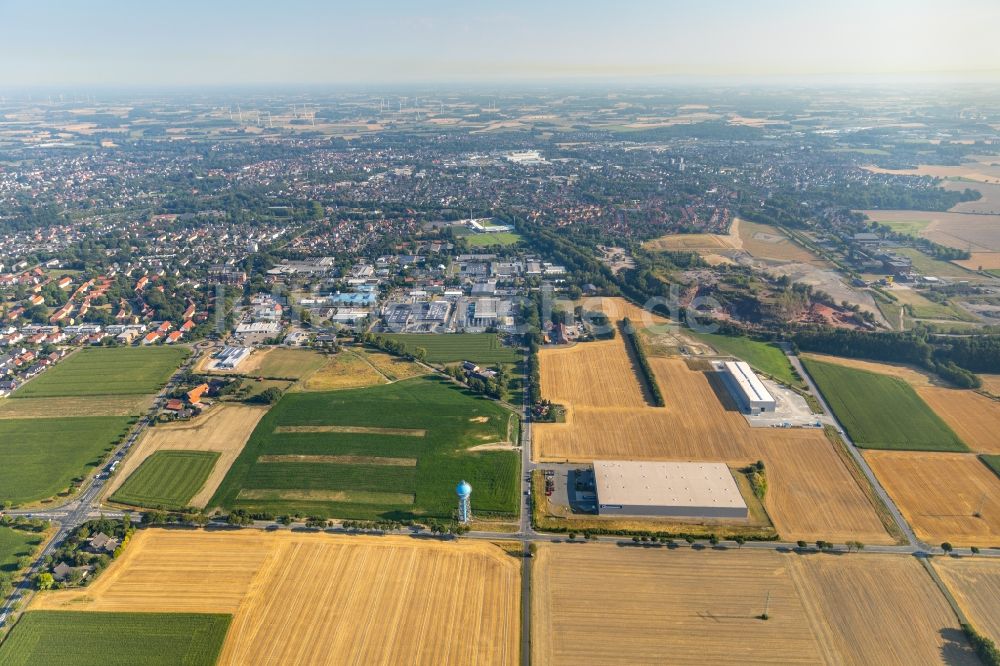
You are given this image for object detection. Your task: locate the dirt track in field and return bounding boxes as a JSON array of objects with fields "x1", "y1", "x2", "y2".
[
  {"x1": 104, "y1": 404, "x2": 268, "y2": 508},
  {"x1": 32, "y1": 529, "x2": 520, "y2": 666}
]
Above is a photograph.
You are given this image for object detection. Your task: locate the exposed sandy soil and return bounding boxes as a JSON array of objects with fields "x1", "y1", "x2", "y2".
[
  {"x1": 104, "y1": 404, "x2": 268, "y2": 508},
  {"x1": 32, "y1": 529, "x2": 520, "y2": 666},
  {"x1": 864, "y1": 451, "x2": 1000, "y2": 546}
]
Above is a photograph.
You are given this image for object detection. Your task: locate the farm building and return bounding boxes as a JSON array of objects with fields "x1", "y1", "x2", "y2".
[
  {"x1": 721, "y1": 361, "x2": 776, "y2": 415},
  {"x1": 593, "y1": 461, "x2": 748, "y2": 519}
]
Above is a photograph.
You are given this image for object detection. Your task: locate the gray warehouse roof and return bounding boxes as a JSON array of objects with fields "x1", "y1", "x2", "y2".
[{"x1": 594, "y1": 461, "x2": 747, "y2": 510}]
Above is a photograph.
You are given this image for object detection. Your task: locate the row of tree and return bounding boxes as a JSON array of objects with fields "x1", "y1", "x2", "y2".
[{"x1": 621, "y1": 318, "x2": 665, "y2": 406}]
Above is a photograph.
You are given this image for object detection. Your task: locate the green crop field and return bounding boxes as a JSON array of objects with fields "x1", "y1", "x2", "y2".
[
  {"x1": 110, "y1": 451, "x2": 220, "y2": 510},
  {"x1": 210, "y1": 376, "x2": 519, "y2": 520},
  {"x1": 691, "y1": 331, "x2": 803, "y2": 388},
  {"x1": 381, "y1": 333, "x2": 519, "y2": 365},
  {"x1": 13, "y1": 347, "x2": 188, "y2": 398},
  {"x1": 982, "y1": 455, "x2": 1000, "y2": 479},
  {"x1": 0, "y1": 527, "x2": 44, "y2": 574},
  {"x1": 0, "y1": 417, "x2": 132, "y2": 505},
  {"x1": 0, "y1": 611, "x2": 231, "y2": 666},
  {"x1": 802, "y1": 358, "x2": 967, "y2": 452}
]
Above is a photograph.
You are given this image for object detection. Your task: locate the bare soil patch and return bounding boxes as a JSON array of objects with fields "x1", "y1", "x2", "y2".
[{"x1": 257, "y1": 455, "x2": 417, "y2": 466}]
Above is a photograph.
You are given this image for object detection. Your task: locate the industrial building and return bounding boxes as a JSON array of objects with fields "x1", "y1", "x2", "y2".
[
  {"x1": 213, "y1": 346, "x2": 252, "y2": 370},
  {"x1": 721, "y1": 360, "x2": 776, "y2": 415},
  {"x1": 593, "y1": 461, "x2": 748, "y2": 519}
]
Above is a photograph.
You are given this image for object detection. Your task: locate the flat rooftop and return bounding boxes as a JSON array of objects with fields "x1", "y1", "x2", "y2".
[
  {"x1": 593, "y1": 461, "x2": 747, "y2": 510},
  {"x1": 723, "y1": 360, "x2": 775, "y2": 405}
]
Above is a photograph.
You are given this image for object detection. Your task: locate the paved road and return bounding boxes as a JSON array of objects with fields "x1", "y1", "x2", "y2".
[{"x1": 783, "y1": 346, "x2": 924, "y2": 549}]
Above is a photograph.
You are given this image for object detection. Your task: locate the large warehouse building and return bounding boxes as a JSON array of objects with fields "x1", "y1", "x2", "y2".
[
  {"x1": 593, "y1": 461, "x2": 748, "y2": 519},
  {"x1": 721, "y1": 360, "x2": 776, "y2": 415}
]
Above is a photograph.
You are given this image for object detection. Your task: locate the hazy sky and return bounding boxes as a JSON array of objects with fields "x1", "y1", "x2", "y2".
[{"x1": 2, "y1": 0, "x2": 998, "y2": 86}]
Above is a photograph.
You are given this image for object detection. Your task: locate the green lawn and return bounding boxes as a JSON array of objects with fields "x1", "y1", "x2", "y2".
[
  {"x1": 802, "y1": 358, "x2": 967, "y2": 451},
  {"x1": 381, "y1": 333, "x2": 519, "y2": 365},
  {"x1": 13, "y1": 347, "x2": 189, "y2": 398},
  {"x1": 463, "y1": 232, "x2": 522, "y2": 247},
  {"x1": 0, "y1": 611, "x2": 231, "y2": 666},
  {"x1": 982, "y1": 455, "x2": 1000, "y2": 479},
  {"x1": 110, "y1": 451, "x2": 220, "y2": 510},
  {"x1": 210, "y1": 376, "x2": 520, "y2": 520},
  {"x1": 0, "y1": 417, "x2": 132, "y2": 505},
  {"x1": 0, "y1": 527, "x2": 44, "y2": 574},
  {"x1": 691, "y1": 331, "x2": 803, "y2": 388}
]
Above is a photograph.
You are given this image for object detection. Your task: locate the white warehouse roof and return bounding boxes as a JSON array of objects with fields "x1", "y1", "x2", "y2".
[
  {"x1": 723, "y1": 360, "x2": 775, "y2": 406},
  {"x1": 593, "y1": 461, "x2": 747, "y2": 511}
]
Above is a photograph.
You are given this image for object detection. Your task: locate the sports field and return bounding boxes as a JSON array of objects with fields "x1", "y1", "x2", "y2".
[
  {"x1": 691, "y1": 331, "x2": 802, "y2": 387},
  {"x1": 110, "y1": 450, "x2": 220, "y2": 510},
  {"x1": 935, "y1": 557, "x2": 1000, "y2": 646},
  {"x1": 463, "y1": 231, "x2": 521, "y2": 247},
  {"x1": 381, "y1": 333, "x2": 518, "y2": 365},
  {"x1": 12, "y1": 347, "x2": 188, "y2": 398},
  {"x1": 532, "y1": 544, "x2": 971, "y2": 665},
  {"x1": 535, "y1": 341, "x2": 892, "y2": 543},
  {"x1": 0, "y1": 611, "x2": 231, "y2": 666},
  {"x1": 210, "y1": 377, "x2": 519, "y2": 519},
  {"x1": 32, "y1": 529, "x2": 520, "y2": 666},
  {"x1": 104, "y1": 404, "x2": 268, "y2": 509},
  {"x1": 0, "y1": 526, "x2": 44, "y2": 574},
  {"x1": 0, "y1": 416, "x2": 131, "y2": 505},
  {"x1": 865, "y1": 451, "x2": 1000, "y2": 546},
  {"x1": 802, "y1": 358, "x2": 967, "y2": 451}
]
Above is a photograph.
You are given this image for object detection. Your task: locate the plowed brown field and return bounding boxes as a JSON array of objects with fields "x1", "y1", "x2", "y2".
[
  {"x1": 536, "y1": 342, "x2": 891, "y2": 543},
  {"x1": 103, "y1": 404, "x2": 268, "y2": 508},
  {"x1": 533, "y1": 544, "x2": 972, "y2": 665},
  {"x1": 33, "y1": 529, "x2": 520, "y2": 666},
  {"x1": 935, "y1": 557, "x2": 1000, "y2": 645},
  {"x1": 865, "y1": 451, "x2": 1000, "y2": 546}
]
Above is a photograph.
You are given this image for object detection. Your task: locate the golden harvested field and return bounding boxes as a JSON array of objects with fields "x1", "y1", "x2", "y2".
[
  {"x1": 0, "y1": 394, "x2": 153, "y2": 418},
  {"x1": 33, "y1": 529, "x2": 520, "y2": 666},
  {"x1": 104, "y1": 404, "x2": 268, "y2": 508},
  {"x1": 533, "y1": 545, "x2": 823, "y2": 665},
  {"x1": 533, "y1": 545, "x2": 971, "y2": 665},
  {"x1": 916, "y1": 387, "x2": 1000, "y2": 454},
  {"x1": 944, "y1": 180, "x2": 1000, "y2": 215},
  {"x1": 934, "y1": 557, "x2": 1000, "y2": 645},
  {"x1": 300, "y1": 350, "x2": 386, "y2": 391},
  {"x1": 536, "y1": 343, "x2": 891, "y2": 543},
  {"x1": 739, "y1": 220, "x2": 827, "y2": 264},
  {"x1": 569, "y1": 295, "x2": 670, "y2": 326},
  {"x1": 786, "y1": 553, "x2": 976, "y2": 665},
  {"x1": 862, "y1": 209, "x2": 1000, "y2": 253},
  {"x1": 979, "y1": 373, "x2": 1000, "y2": 396},
  {"x1": 538, "y1": 337, "x2": 646, "y2": 409},
  {"x1": 865, "y1": 451, "x2": 1000, "y2": 546},
  {"x1": 954, "y1": 251, "x2": 1000, "y2": 270},
  {"x1": 361, "y1": 349, "x2": 428, "y2": 381}
]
